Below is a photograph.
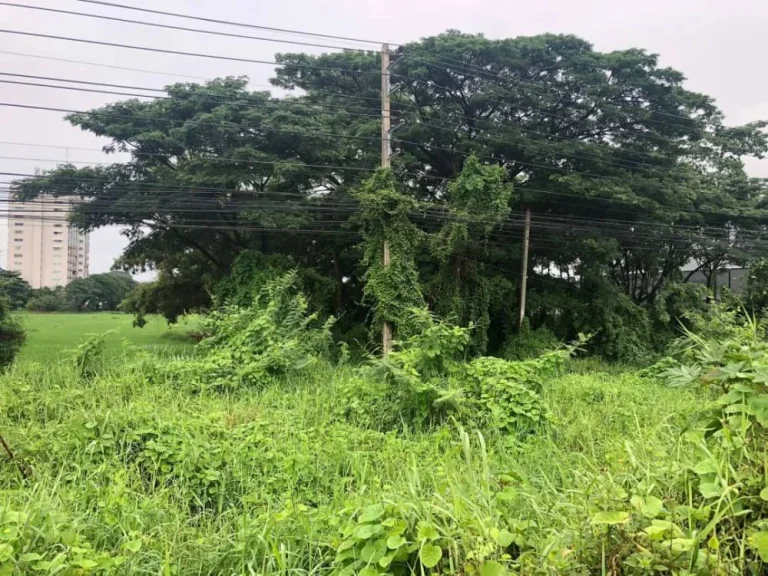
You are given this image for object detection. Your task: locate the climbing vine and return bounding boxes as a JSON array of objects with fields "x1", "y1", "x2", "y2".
[
  {"x1": 356, "y1": 168, "x2": 427, "y2": 341},
  {"x1": 430, "y1": 156, "x2": 513, "y2": 354}
]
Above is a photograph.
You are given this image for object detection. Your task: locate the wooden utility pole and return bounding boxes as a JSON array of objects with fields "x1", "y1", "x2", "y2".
[
  {"x1": 517, "y1": 206, "x2": 531, "y2": 331},
  {"x1": 381, "y1": 43, "x2": 393, "y2": 354}
]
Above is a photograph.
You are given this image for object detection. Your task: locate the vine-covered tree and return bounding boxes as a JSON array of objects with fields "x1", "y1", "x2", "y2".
[{"x1": 12, "y1": 31, "x2": 768, "y2": 356}]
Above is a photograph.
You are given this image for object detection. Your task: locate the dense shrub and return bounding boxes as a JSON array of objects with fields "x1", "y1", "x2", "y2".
[
  {"x1": 0, "y1": 270, "x2": 31, "y2": 310},
  {"x1": 373, "y1": 312, "x2": 570, "y2": 432},
  {"x1": 164, "y1": 271, "x2": 334, "y2": 391},
  {"x1": 0, "y1": 297, "x2": 24, "y2": 368},
  {"x1": 499, "y1": 322, "x2": 560, "y2": 360}
]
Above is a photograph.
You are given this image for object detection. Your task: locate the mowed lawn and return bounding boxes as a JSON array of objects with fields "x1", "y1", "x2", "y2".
[{"x1": 15, "y1": 312, "x2": 199, "y2": 362}]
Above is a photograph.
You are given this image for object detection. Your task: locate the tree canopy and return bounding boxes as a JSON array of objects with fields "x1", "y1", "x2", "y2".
[{"x1": 12, "y1": 31, "x2": 768, "y2": 358}]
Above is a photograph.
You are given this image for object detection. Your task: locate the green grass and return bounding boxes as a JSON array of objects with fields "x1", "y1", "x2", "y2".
[
  {"x1": 0, "y1": 351, "x2": 717, "y2": 574},
  {"x1": 15, "y1": 312, "x2": 198, "y2": 362},
  {"x1": 0, "y1": 309, "x2": 758, "y2": 574}
]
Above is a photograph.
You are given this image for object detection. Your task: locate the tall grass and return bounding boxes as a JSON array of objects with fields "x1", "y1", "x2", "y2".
[{"x1": 0, "y1": 350, "x2": 713, "y2": 574}]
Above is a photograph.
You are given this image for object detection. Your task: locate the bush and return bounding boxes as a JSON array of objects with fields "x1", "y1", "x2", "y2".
[
  {"x1": 500, "y1": 322, "x2": 560, "y2": 360},
  {"x1": 164, "y1": 271, "x2": 334, "y2": 391},
  {"x1": 0, "y1": 297, "x2": 24, "y2": 368},
  {"x1": 373, "y1": 311, "x2": 572, "y2": 432}
]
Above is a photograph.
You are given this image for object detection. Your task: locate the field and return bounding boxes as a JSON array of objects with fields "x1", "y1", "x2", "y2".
[
  {"x1": 1, "y1": 309, "x2": 766, "y2": 575},
  {"x1": 15, "y1": 313, "x2": 197, "y2": 362}
]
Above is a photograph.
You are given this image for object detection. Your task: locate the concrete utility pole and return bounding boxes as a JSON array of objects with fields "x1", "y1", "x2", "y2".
[
  {"x1": 517, "y1": 206, "x2": 531, "y2": 331},
  {"x1": 381, "y1": 43, "x2": 393, "y2": 355}
]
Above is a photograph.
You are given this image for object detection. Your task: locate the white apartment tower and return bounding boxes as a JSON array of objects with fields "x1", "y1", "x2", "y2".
[{"x1": 6, "y1": 195, "x2": 89, "y2": 288}]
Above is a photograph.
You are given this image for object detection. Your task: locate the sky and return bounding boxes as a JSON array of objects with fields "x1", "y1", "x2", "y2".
[{"x1": 1, "y1": 0, "x2": 767, "y2": 277}]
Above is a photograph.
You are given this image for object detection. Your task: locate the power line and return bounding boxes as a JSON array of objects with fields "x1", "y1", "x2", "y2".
[
  {"x1": 0, "y1": 78, "x2": 387, "y2": 121},
  {"x1": 0, "y1": 30, "x2": 385, "y2": 77},
  {"x1": 0, "y1": 2, "x2": 373, "y2": 53},
  {"x1": 75, "y1": 0, "x2": 391, "y2": 47},
  {"x1": 0, "y1": 101, "x2": 693, "y2": 192},
  {"x1": 71, "y1": 0, "x2": 711, "y2": 131},
  {"x1": 0, "y1": 101, "x2": 385, "y2": 146},
  {"x1": 2, "y1": 73, "x2": 677, "y2": 176}
]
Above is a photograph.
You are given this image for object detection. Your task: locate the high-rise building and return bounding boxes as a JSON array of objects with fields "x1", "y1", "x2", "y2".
[{"x1": 6, "y1": 195, "x2": 89, "y2": 288}]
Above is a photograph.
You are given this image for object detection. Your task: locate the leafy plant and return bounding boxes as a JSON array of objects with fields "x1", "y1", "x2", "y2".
[
  {"x1": 71, "y1": 331, "x2": 112, "y2": 381},
  {"x1": 333, "y1": 503, "x2": 449, "y2": 575},
  {"x1": 165, "y1": 271, "x2": 334, "y2": 391},
  {"x1": 0, "y1": 296, "x2": 24, "y2": 370}
]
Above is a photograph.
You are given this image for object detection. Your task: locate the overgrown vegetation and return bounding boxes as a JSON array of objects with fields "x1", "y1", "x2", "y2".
[
  {"x1": 6, "y1": 278, "x2": 768, "y2": 574},
  {"x1": 5, "y1": 24, "x2": 768, "y2": 576},
  {"x1": 10, "y1": 31, "x2": 768, "y2": 362}
]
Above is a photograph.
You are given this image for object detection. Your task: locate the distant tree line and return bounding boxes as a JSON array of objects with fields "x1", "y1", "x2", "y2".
[{"x1": 0, "y1": 270, "x2": 137, "y2": 312}]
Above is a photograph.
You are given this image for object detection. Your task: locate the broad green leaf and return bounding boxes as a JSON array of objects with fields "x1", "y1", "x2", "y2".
[
  {"x1": 360, "y1": 539, "x2": 387, "y2": 564},
  {"x1": 72, "y1": 558, "x2": 99, "y2": 569},
  {"x1": 124, "y1": 539, "x2": 143, "y2": 553},
  {"x1": 750, "y1": 531, "x2": 768, "y2": 562},
  {"x1": 479, "y1": 560, "x2": 508, "y2": 576},
  {"x1": 417, "y1": 521, "x2": 439, "y2": 541},
  {"x1": 494, "y1": 529, "x2": 515, "y2": 547},
  {"x1": 359, "y1": 566, "x2": 378, "y2": 576},
  {"x1": 386, "y1": 535, "x2": 406, "y2": 549},
  {"x1": 359, "y1": 504, "x2": 385, "y2": 523},
  {"x1": 760, "y1": 488, "x2": 768, "y2": 502},
  {"x1": 20, "y1": 553, "x2": 43, "y2": 562},
  {"x1": 668, "y1": 538, "x2": 695, "y2": 553},
  {"x1": 641, "y1": 496, "x2": 664, "y2": 518},
  {"x1": 355, "y1": 524, "x2": 384, "y2": 539},
  {"x1": 591, "y1": 511, "x2": 629, "y2": 525},
  {"x1": 699, "y1": 482, "x2": 722, "y2": 499},
  {"x1": 378, "y1": 553, "x2": 395, "y2": 568},
  {"x1": 337, "y1": 538, "x2": 356, "y2": 553},
  {"x1": 0, "y1": 544, "x2": 12, "y2": 563},
  {"x1": 692, "y1": 460, "x2": 718, "y2": 476},
  {"x1": 419, "y1": 543, "x2": 442, "y2": 568}
]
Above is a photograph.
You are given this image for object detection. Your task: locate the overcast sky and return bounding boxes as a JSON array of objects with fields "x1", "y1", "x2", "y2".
[{"x1": 1, "y1": 0, "x2": 767, "y2": 276}]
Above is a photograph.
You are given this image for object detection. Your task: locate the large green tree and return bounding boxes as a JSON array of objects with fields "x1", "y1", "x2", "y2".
[{"x1": 12, "y1": 32, "x2": 768, "y2": 352}]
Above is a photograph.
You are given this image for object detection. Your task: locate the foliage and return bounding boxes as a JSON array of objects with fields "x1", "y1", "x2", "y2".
[
  {"x1": 214, "y1": 249, "x2": 335, "y2": 314},
  {"x1": 356, "y1": 169, "x2": 427, "y2": 341},
  {"x1": 164, "y1": 271, "x2": 334, "y2": 391},
  {"x1": 11, "y1": 33, "x2": 767, "y2": 357},
  {"x1": 66, "y1": 272, "x2": 136, "y2": 312},
  {"x1": 375, "y1": 313, "x2": 567, "y2": 432},
  {"x1": 429, "y1": 156, "x2": 513, "y2": 355},
  {"x1": 3, "y1": 309, "x2": 767, "y2": 574},
  {"x1": 645, "y1": 308, "x2": 768, "y2": 572},
  {"x1": 0, "y1": 297, "x2": 24, "y2": 369},
  {"x1": 746, "y1": 258, "x2": 768, "y2": 315},
  {"x1": 26, "y1": 286, "x2": 67, "y2": 312},
  {"x1": 24, "y1": 273, "x2": 136, "y2": 314},
  {"x1": 0, "y1": 270, "x2": 31, "y2": 310},
  {"x1": 119, "y1": 264, "x2": 212, "y2": 327},
  {"x1": 333, "y1": 504, "x2": 452, "y2": 575},
  {"x1": 500, "y1": 322, "x2": 561, "y2": 360},
  {"x1": 71, "y1": 331, "x2": 112, "y2": 381}
]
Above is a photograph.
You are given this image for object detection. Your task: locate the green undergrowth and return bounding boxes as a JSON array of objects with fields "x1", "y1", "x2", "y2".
[
  {"x1": 3, "y1": 283, "x2": 767, "y2": 574},
  {"x1": 1, "y1": 351, "x2": 712, "y2": 574}
]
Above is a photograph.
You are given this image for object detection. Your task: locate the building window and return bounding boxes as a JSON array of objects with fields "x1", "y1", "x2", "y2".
[
  {"x1": 54, "y1": 224, "x2": 63, "y2": 228},
  {"x1": 53, "y1": 231, "x2": 63, "y2": 236},
  {"x1": 13, "y1": 238, "x2": 22, "y2": 243},
  {"x1": 13, "y1": 222, "x2": 23, "y2": 227},
  {"x1": 13, "y1": 253, "x2": 22, "y2": 258}
]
